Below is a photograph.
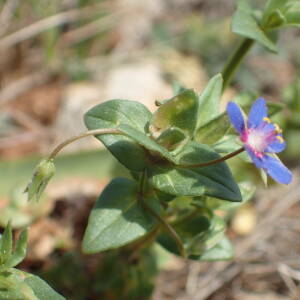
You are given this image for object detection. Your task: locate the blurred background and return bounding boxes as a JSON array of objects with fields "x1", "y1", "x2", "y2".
[{"x1": 0, "y1": 0, "x2": 300, "y2": 299}]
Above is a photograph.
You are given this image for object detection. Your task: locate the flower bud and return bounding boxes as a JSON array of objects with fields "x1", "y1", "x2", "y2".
[{"x1": 25, "y1": 159, "x2": 55, "y2": 201}]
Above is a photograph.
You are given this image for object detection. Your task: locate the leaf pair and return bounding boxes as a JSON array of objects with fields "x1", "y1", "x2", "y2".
[
  {"x1": 0, "y1": 223, "x2": 27, "y2": 271},
  {"x1": 84, "y1": 74, "x2": 241, "y2": 204},
  {"x1": 0, "y1": 225, "x2": 65, "y2": 299},
  {"x1": 232, "y1": 0, "x2": 300, "y2": 53}
]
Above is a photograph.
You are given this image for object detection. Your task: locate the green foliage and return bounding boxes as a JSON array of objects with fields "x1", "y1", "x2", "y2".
[
  {"x1": 150, "y1": 89, "x2": 199, "y2": 137},
  {"x1": 196, "y1": 74, "x2": 223, "y2": 128},
  {"x1": 0, "y1": 269, "x2": 65, "y2": 300},
  {"x1": 195, "y1": 112, "x2": 231, "y2": 145},
  {"x1": 232, "y1": 0, "x2": 277, "y2": 52},
  {"x1": 0, "y1": 225, "x2": 65, "y2": 299},
  {"x1": 232, "y1": 0, "x2": 300, "y2": 53},
  {"x1": 196, "y1": 237, "x2": 234, "y2": 261},
  {"x1": 150, "y1": 141, "x2": 242, "y2": 202},
  {"x1": 263, "y1": 0, "x2": 300, "y2": 28},
  {"x1": 157, "y1": 207, "x2": 229, "y2": 259},
  {"x1": 0, "y1": 224, "x2": 27, "y2": 271},
  {"x1": 84, "y1": 100, "x2": 175, "y2": 171},
  {"x1": 82, "y1": 178, "x2": 159, "y2": 253},
  {"x1": 21, "y1": 0, "x2": 298, "y2": 296}
]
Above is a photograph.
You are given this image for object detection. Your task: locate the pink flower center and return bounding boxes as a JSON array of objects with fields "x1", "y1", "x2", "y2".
[
  {"x1": 247, "y1": 129, "x2": 268, "y2": 153},
  {"x1": 241, "y1": 126, "x2": 278, "y2": 158}
]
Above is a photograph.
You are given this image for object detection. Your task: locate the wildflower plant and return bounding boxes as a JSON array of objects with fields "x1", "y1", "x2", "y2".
[{"x1": 1, "y1": 0, "x2": 299, "y2": 299}]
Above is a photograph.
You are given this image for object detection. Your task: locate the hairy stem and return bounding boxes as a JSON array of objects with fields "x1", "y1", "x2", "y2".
[
  {"x1": 222, "y1": 38, "x2": 254, "y2": 92},
  {"x1": 48, "y1": 128, "x2": 122, "y2": 159},
  {"x1": 178, "y1": 147, "x2": 244, "y2": 169}
]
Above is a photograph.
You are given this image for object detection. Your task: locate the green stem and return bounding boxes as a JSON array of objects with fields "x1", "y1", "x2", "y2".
[
  {"x1": 48, "y1": 128, "x2": 122, "y2": 159},
  {"x1": 138, "y1": 170, "x2": 186, "y2": 258},
  {"x1": 222, "y1": 38, "x2": 254, "y2": 92},
  {"x1": 178, "y1": 147, "x2": 244, "y2": 169}
]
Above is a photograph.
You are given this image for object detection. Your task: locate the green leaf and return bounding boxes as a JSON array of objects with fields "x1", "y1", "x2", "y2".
[
  {"x1": 213, "y1": 135, "x2": 240, "y2": 154},
  {"x1": 285, "y1": 5, "x2": 300, "y2": 26},
  {"x1": 2, "y1": 229, "x2": 28, "y2": 269},
  {"x1": 0, "y1": 223, "x2": 13, "y2": 264},
  {"x1": 263, "y1": 0, "x2": 300, "y2": 27},
  {"x1": 0, "y1": 271, "x2": 37, "y2": 300},
  {"x1": 195, "y1": 112, "x2": 231, "y2": 145},
  {"x1": 84, "y1": 100, "x2": 151, "y2": 171},
  {"x1": 150, "y1": 89, "x2": 199, "y2": 137},
  {"x1": 263, "y1": 0, "x2": 288, "y2": 24},
  {"x1": 264, "y1": 9, "x2": 287, "y2": 28},
  {"x1": 196, "y1": 74, "x2": 223, "y2": 129},
  {"x1": 149, "y1": 141, "x2": 242, "y2": 202},
  {"x1": 232, "y1": 0, "x2": 277, "y2": 52},
  {"x1": 156, "y1": 127, "x2": 189, "y2": 152},
  {"x1": 203, "y1": 181, "x2": 256, "y2": 210},
  {"x1": 157, "y1": 209, "x2": 227, "y2": 258},
  {"x1": 22, "y1": 272, "x2": 66, "y2": 300},
  {"x1": 0, "y1": 269, "x2": 65, "y2": 300},
  {"x1": 186, "y1": 212, "x2": 226, "y2": 256},
  {"x1": 82, "y1": 178, "x2": 159, "y2": 254},
  {"x1": 84, "y1": 100, "x2": 175, "y2": 171},
  {"x1": 196, "y1": 236, "x2": 234, "y2": 261}
]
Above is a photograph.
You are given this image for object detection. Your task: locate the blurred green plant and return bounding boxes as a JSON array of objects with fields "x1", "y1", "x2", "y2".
[{"x1": 0, "y1": 223, "x2": 65, "y2": 299}]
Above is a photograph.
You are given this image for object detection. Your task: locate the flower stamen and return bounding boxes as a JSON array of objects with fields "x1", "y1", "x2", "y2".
[
  {"x1": 276, "y1": 135, "x2": 284, "y2": 143},
  {"x1": 274, "y1": 123, "x2": 282, "y2": 133}
]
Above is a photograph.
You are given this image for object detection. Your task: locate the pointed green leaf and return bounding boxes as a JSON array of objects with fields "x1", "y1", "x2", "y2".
[
  {"x1": 195, "y1": 112, "x2": 231, "y2": 145},
  {"x1": 285, "y1": 6, "x2": 300, "y2": 26},
  {"x1": 0, "y1": 223, "x2": 13, "y2": 264},
  {"x1": 264, "y1": 9, "x2": 287, "y2": 28},
  {"x1": 82, "y1": 178, "x2": 159, "y2": 254},
  {"x1": 22, "y1": 272, "x2": 66, "y2": 300},
  {"x1": 2, "y1": 229, "x2": 28, "y2": 269},
  {"x1": 232, "y1": 0, "x2": 277, "y2": 52},
  {"x1": 263, "y1": 0, "x2": 300, "y2": 27},
  {"x1": 196, "y1": 74, "x2": 223, "y2": 129},
  {"x1": 84, "y1": 100, "x2": 152, "y2": 171},
  {"x1": 196, "y1": 236, "x2": 234, "y2": 261},
  {"x1": 203, "y1": 181, "x2": 256, "y2": 210},
  {"x1": 149, "y1": 141, "x2": 242, "y2": 202},
  {"x1": 0, "y1": 269, "x2": 65, "y2": 300},
  {"x1": 150, "y1": 89, "x2": 199, "y2": 137},
  {"x1": 263, "y1": 0, "x2": 288, "y2": 24},
  {"x1": 84, "y1": 100, "x2": 175, "y2": 171},
  {"x1": 156, "y1": 127, "x2": 188, "y2": 151}
]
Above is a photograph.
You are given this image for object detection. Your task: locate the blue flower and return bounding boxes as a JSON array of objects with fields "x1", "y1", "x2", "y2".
[{"x1": 226, "y1": 97, "x2": 292, "y2": 184}]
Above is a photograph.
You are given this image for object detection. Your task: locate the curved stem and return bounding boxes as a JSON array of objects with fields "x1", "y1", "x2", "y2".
[
  {"x1": 142, "y1": 199, "x2": 186, "y2": 258},
  {"x1": 138, "y1": 170, "x2": 186, "y2": 258},
  {"x1": 178, "y1": 147, "x2": 244, "y2": 169},
  {"x1": 48, "y1": 128, "x2": 122, "y2": 159},
  {"x1": 222, "y1": 38, "x2": 254, "y2": 92}
]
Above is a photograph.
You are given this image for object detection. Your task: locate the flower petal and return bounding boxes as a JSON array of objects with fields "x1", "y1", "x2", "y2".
[
  {"x1": 248, "y1": 97, "x2": 268, "y2": 129},
  {"x1": 260, "y1": 122, "x2": 275, "y2": 134},
  {"x1": 226, "y1": 102, "x2": 245, "y2": 134},
  {"x1": 245, "y1": 147, "x2": 264, "y2": 168},
  {"x1": 266, "y1": 136, "x2": 286, "y2": 153},
  {"x1": 262, "y1": 155, "x2": 292, "y2": 184}
]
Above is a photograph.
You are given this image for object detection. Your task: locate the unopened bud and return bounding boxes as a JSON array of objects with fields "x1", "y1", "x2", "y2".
[{"x1": 25, "y1": 159, "x2": 55, "y2": 201}]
